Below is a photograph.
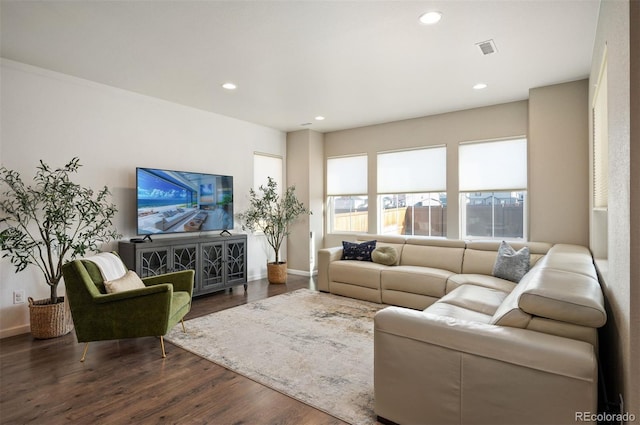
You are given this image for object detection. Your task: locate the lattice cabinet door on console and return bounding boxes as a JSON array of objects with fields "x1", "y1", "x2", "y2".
[
  {"x1": 173, "y1": 244, "x2": 198, "y2": 273},
  {"x1": 137, "y1": 246, "x2": 170, "y2": 277},
  {"x1": 226, "y1": 240, "x2": 247, "y2": 285},
  {"x1": 118, "y1": 234, "x2": 247, "y2": 297},
  {"x1": 201, "y1": 241, "x2": 225, "y2": 292}
]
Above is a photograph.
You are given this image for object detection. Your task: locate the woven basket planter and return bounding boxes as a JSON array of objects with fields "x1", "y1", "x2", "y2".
[
  {"x1": 267, "y1": 262, "x2": 287, "y2": 284},
  {"x1": 28, "y1": 297, "x2": 73, "y2": 339}
]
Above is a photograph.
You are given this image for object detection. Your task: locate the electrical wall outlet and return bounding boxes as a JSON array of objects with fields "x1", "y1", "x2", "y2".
[{"x1": 13, "y1": 290, "x2": 25, "y2": 304}]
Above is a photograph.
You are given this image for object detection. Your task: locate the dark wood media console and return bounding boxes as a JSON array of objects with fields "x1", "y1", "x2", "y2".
[{"x1": 118, "y1": 234, "x2": 247, "y2": 297}]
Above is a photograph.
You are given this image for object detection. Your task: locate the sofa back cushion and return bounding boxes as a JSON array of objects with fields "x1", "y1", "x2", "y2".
[
  {"x1": 462, "y1": 241, "x2": 552, "y2": 275},
  {"x1": 400, "y1": 238, "x2": 466, "y2": 273},
  {"x1": 534, "y1": 244, "x2": 599, "y2": 279},
  {"x1": 356, "y1": 234, "x2": 405, "y2": 265},
  {"x1": 518, "y1": 268, "x2": 607, "y2": 328},
  {"x1": 490, "y1": 242, "x2": 606, "y2": 345}
]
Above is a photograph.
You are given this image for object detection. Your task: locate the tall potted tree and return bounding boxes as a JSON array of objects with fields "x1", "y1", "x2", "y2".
[
  {"x1": 238, "y1": 177, "x2": 311, "y2": 284},
  {"x1": 0, "y1": 158, "x2": 120, "y2": 338}
]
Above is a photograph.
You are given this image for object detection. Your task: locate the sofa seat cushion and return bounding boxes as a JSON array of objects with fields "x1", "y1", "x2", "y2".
[
  {"x1": 381, "y1": 266, "x2": 452, "y2": 298},
  {"x1": 437, "y1": 285, "x2": 509, "y2": 316},
  {"x1": 381, "y1": 290, "x2": 439, "y2": 311},
  {"x1": 446, "y1": 273, "x2": 516, "y2": 294},
  {"x1": 329, "y1": 260, "x2": 388, "y2": 290},
  {"x1": 423, "y1": 302, "x2": 493, "y2": 324}
]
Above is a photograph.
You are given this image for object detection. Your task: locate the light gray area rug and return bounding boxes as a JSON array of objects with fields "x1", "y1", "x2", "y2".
[{"x1": 165, "y1": 288, "x2": 385, "y2": 424}]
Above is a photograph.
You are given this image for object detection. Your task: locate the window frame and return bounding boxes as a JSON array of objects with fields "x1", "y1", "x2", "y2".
[
  {"x1": 326, "y1": 154, "x2": 368, "y2": 234},
  {"x1": 460, "y1": 191, "x2": 528, "y2": 241},
  {"x1": 252, "y1": 152, "x2": 284, "y2": 236},
  {"x1": 458, "y1": 138, "x2": 528, "y2": 241},
  {"x1": 378, "y1": 192, "x2": 447, "y2": 237},
  {"x1": 253, "y1": 152, "x2": 283, "y2": 194},
  {"x1": 376, "y1": 146, "x2": 447, "y2": 237}
]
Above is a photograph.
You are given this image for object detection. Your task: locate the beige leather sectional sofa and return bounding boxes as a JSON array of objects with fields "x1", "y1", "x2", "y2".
[{"x1": 317, "y1": 234, "x2": 607, "y2": 425}]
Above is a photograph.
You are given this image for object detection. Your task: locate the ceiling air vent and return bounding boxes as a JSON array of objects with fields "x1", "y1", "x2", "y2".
[{"x1": 476, "y1": 39, "x2": 498, "y2": 55}]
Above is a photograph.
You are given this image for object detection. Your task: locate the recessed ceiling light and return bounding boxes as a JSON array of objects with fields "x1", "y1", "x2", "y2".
[
  {"x1": 419, "y1": 11, "x2": 442, "y2": 25},
  {"x1": 473, "y1": 83, "x2": 488, "y2": 90},
  {"x1": 315, "y1": 116, "x2": 325, "y2": 121},
  {"x1": 222, "y1": 82, "x2": 237, "y2": 90}
]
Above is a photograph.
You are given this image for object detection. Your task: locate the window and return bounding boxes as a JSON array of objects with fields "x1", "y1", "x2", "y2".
[
  {"x1": 377, "y1": 147, "x2": 446, "y2": 236},
  {"x1": 254, "y1": 152, "x2": 283, "y2": 193},
  {"x1": 253, "y1": 153, "x2": 283, "y2": 234},
  {"x1": 593, "y1": 57, "x2": 608, "y2": 209},
  {"x1": 459, "y1": 138, "x2": 527, "y2": 240},
  {"x1": 327, "y1": 155, "x2": 368, "y2": 233}
]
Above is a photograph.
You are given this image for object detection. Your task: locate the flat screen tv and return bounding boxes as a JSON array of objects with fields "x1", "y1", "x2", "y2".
[{"x1": 136, "y1": 167, "x2": 234, "y2": 235}]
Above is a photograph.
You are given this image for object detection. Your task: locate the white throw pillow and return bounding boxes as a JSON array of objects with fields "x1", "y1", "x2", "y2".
[{"x1": 104, "y1": 270, "x2": 146, "y2": 294}]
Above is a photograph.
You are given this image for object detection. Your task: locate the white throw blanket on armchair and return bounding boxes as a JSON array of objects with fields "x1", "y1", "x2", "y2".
[{"x1": 83, "y1": 252, "x2": 127, "y2": 281}]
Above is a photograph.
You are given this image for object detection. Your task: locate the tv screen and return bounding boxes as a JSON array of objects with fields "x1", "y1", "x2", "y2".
[{"x1": 136, "y1": 167, "x2": 234, "y2": 235}]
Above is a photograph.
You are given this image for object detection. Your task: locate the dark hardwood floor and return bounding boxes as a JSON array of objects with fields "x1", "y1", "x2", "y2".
[{"x1": 0, "y1": 276, "x2": 355, "y2": 425}]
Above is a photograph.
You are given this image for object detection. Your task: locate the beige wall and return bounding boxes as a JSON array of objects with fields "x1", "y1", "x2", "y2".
[
  {"x1": 0, "y1": 60, "x2": 286, "y2": 337},
  {"x1": 308, "y1": 130, "x2": 325, "y2": 273},
  {"x1": 631, "y1": 0, "x2": 639, "y2": 417},
  {"x1": 323, "y1": 90, "x2": 590, "y2": 249},
  {"x1": 323, "y1": 101, "x2": 529, "y2": 248},
  {"x1": 286, "y1": 129, "x2": 324, "y2": 275},
  {"x1": 528, "y1": 80, "x2": 589, "y2": 245},
  {"x1": 589, "y1": 0, "x2": 638, "y2": 419}
]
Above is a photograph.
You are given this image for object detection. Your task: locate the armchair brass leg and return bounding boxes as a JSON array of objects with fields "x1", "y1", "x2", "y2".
[
  {"x1": 160, "y1": 336, "x2": 166, "y2": 358},
  {"x1": 181, "y1": 319, "x2": 187, "y2": 333},
  {"x1": 80, "y1": 342, "x2": 90, "y2": 362}
]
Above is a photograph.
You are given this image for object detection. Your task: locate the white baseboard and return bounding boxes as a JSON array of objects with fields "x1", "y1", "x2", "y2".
[
  {"x1": 248, "y1": 272, "x2": 267, "y2": 282},
  {"x1": 287, "y1": 268, "x2": 318, "y2": 277},
  {"x1": 0, "y1": 324, "x2": 30, "y2": 339},
  {"x1": 248, "y1": 269, "x2": 317, "y2": 281}
]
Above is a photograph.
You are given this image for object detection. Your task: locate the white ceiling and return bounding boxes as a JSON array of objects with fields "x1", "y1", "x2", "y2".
[{"x1": 0, "y1": 0, "x2": 600, "y2": 133}]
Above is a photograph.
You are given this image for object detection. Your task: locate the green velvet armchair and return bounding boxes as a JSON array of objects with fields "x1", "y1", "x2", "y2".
[{"x1": 62, "y1": 257, "x2": 194, "y2": 361}]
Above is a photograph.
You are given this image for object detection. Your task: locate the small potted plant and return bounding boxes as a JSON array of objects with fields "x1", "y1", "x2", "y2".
[
  {"x1": 0, "y1": 158, "x2": 120, "y2": 338},
  {"x1": 238, "y1": 177, "x2": 311, "y2": 284}
]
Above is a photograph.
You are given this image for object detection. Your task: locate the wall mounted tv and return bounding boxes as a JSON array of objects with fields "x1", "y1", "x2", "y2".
[{"x1": 136, "y1": 167, "x2": 234, "y2": 235}]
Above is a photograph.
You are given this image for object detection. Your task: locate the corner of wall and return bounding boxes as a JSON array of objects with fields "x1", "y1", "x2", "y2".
[{"x1": 528, "y1": 80, "x2": 590, "y2": 245}]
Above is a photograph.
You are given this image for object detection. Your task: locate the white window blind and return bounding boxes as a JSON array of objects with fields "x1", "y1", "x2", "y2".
[
  {"x1": 254, "y1": 153, "x2": 283, "y2": 193},
  {"x1": 327, "y1": 155, "x2": 367, "y2": 195},
  {"x1": 459, "y1": 138, "x2": 527, "y2": 191},
  {"x1": 377, "y1": 146, "x2": 446, "y2": 193},
  {"x1": 593, "y1": 60, "x2": 608, "y2": 209}
]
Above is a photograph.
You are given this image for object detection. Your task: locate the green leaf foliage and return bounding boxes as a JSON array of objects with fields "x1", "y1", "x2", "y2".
[
  {"x1": 237, "y1": 177, "x2": 311, "y2": 264},
  {"x1": 0, "y1": 158, "x2": 121, "y2": 303}
]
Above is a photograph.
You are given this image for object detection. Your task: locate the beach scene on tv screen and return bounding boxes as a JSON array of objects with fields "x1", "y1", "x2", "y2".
[{"x1": 137, "y1": 168, "x2": 233, "y2": 234}]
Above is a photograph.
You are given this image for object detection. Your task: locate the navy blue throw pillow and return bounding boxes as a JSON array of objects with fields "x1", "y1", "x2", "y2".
[{"x1": 341, "y1": 240, "x2": 377, "y2": 261}]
